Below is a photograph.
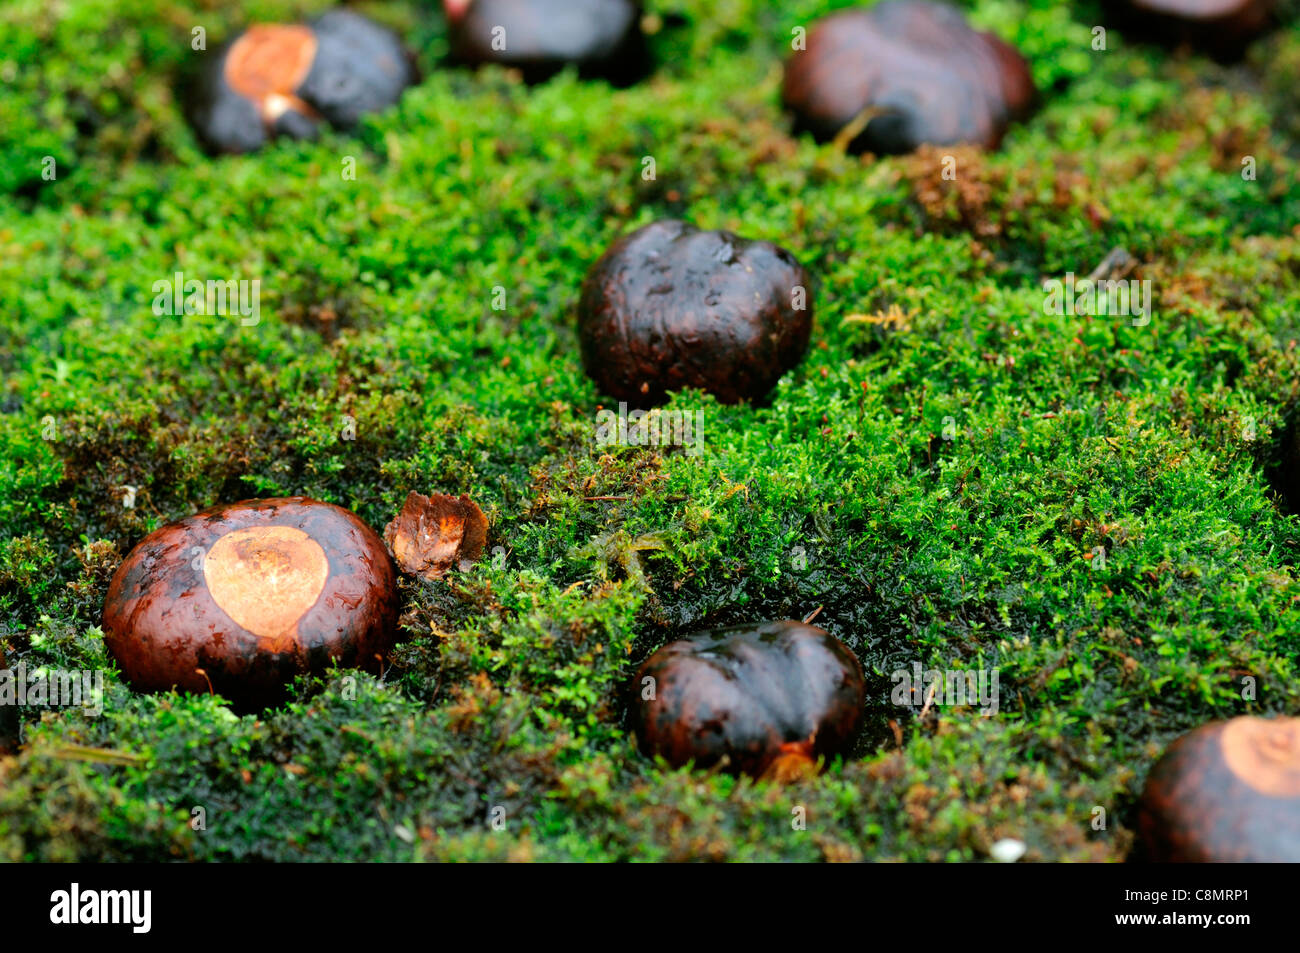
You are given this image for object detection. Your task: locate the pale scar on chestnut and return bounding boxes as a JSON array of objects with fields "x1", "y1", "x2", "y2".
[{"x1": 203, "y1": 525, "x2": 329, "y2": 653}]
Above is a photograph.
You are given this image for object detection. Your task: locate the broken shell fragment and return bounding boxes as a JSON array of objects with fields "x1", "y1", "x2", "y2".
[
  {"x1": 383, "y1": 491, "x2": 489, "y2": 581},
  {"x1": 102, "y1": 497, "x2": 398, "y2": 711}
]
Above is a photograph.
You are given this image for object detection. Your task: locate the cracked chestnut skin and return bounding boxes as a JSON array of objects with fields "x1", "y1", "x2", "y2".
[
  {"x1": 577, "y1": 220, "x2": 813, "y2": 406},
  {"x1": 631, "y1": 621, "x2": 866, "y2": 777},
  {"x1": 186, "y1": 9, "x2": 416, "y2": 155},
  {"x1": 1135, "y1": 716, "x2": 1300, "y2": 862},
  {"x1": 782, "y1": 0, "x2": 1036, "y2": 155},
  {"x1": 446, "y1": 0, "x2": 650, "y2": 86},
  {"x1": 102, "y1": 497, "x2": 398, "y2": 711},
  {"x1": 1104, "y1": 0, "x2": 1277, "y2": 58}
]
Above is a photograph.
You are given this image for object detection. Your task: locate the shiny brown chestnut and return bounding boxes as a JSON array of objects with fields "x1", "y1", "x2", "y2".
[
  {"x1": 1105, "y1": 0, "x2": 1277, "y2": 56},
  {"x1": 1136, "y1": 716, "x2": 1300, "y2": 862},
  {"x1": 631, "y1": 620, "x2": 866, "y2": 779},
  {"x1": 102, "y1": 497, "x2": 398, "y2": 711},
  {"x1": 186, "y1": 9, "x2": 416, "y2": 154},
  {"x1": 444, "y1": 0, "x2": 650, "y2": 86},
  {"x1": 782, "y1": 0, "x2": 1035, "y2": 155},
  {"x1": 577, "y1": 220, "x2": 813, "y2": 406}
]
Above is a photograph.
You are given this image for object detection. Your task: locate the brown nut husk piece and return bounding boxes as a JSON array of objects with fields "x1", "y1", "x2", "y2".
[
  {"x1": 1136, "y1": 716, "x2": 1300, "y2": 861},
  {"x1": 102, "y1": 497, "x2": 398, "y2": 711},
  {"x1": 577, "y1": 220, "x2": 813, "y2": 406},
  {"x1": 383, "y1": 491, "x2": 488, "y2": 581},
  {"x1": 631, "y1": 620, "x2": 866, "y2": 778},
  {"x1": 782, "y1": 0, "x2": 1036, "y2": 155}
]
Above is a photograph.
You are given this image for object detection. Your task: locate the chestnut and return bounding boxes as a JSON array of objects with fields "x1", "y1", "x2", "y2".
[
  {"x1": 186, "y1": 9, "x2": 416, "y2": 155},
  {"x1": 631, "y1": 620, "x2": 866, "y2": 779},
  {"x1": 445, "y1": 0, "x2": 650, "y2": 86},
  {"x1": 1105, "y1": 0, "x2": 1277, "y2": 56},
  {"x1": 101, "y1": 497, "x2": 399, "y2": 711},
  {"x1": 577, "y1": 220, "x2": 813, "y2": 406},
  {"x1": 782, "y1": 0, "x2": 1036, "y2": 155},
  {"x1": 1135, "y1": 716, "x2": 1300, "y2": 862}
]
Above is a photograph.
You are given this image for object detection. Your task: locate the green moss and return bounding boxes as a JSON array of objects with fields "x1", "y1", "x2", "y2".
[{"x1": 2, "y1": 0, "x2": 1300, "y2": 861}]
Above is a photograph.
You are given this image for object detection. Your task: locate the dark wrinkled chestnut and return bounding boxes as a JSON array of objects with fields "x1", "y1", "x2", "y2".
[
  {"x1": 631, "y1": 621, "x2": 866, "y2": 779},
  {"x1": 1136, "y1": 716, "x2": 1300, "y2": 862},
  {"x1": 782, "y1": 0, "x2": 1036, "y2": 155},
  {"x1": 102, "y1": 497, "x2": 398, "y2": 711},
  {"x1": 577, "y1": 220, "x2": 813, "y2": 406},
  {"x1": 1105, "y1": 0, "x2": 1277, "y2": 56},
  {"x1": 186, "y1": 9, "x2": 416, "y2": 155},
  {"x1": 445, "y1": 0, "x2": 650, "y2": 86}
]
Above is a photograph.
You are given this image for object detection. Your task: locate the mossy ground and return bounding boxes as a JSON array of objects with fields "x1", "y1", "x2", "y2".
[{"x1": 2, "y1": 0, "x2": 1300, "y2": 861}]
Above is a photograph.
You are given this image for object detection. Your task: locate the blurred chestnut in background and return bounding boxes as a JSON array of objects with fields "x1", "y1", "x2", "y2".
[
  {"x1": 631, "y1": 620, "x2": 866, "y2": 779},
  {"x1": 1136, "y1": 716, "x2": 1300, "y2": 861},
  {"x1": 187, "y1": 9, "x2": 416, "y2": 154},
  {"x1": 445, "y1": 0, "x2": 650, "y2": 86},
  {"x1": 102, "y1": 497, "x2": 398, "y2": 711},
  {"x1": 782, "y1": 0, "x2": 1036, "y2": 155},
  {"x1": 577, "y1": 220, "x2": 813, "y2": 406},
  {"x1": 1104, "y1": 0, "x2": 1277, "y2": 58}
]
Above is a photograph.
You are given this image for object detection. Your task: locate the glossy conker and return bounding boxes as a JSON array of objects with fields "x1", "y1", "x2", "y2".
[
  {"x1": 631, "y1": 620, "x2": 866, "y2": 778},
  {"x1": 577, "y1": 220, "x2": 813, "y2": 406},
  {"x1": 782, "y1": 0, "x2": 1036, "y2": 155},
  {"x1": 187, "y1": 9, "x2": 416, "y2": 155},
  {"x1": 1136, "y1": 716, "x2": 1300, "y2": 862},
  {"x1": 445, "y1": 0, "x2": 650, "y2": 86},
  {"x1": 102, "y1": 497, "x2": 398, "y2": 711}
]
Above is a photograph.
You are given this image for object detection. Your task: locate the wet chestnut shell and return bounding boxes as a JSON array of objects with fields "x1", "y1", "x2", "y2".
[
  {"x1": 631, "y1": 621, "x2": 866, "y2": 777},
  {"x1": 447, "y1": 0, "x2": 650, "y2": 86},
  {"x1": 782, "y1": 0, "x2": 1036, "y2": 154},
  {"x1": 577, "y1": 220, "x2": 813, "y2": 406},
  {"x1": 186, "y1": 10, "x2": 416, "y2": 155},
  {"x1": 101, "y1": 497, "x2": 398, "y2": 711},
  {"x1": 1136, "y1": 716, "x2": 1300, "y2": 862},
  {"x1": 1104, "y1": 0, "x2": 1276, "y2": 56}
]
